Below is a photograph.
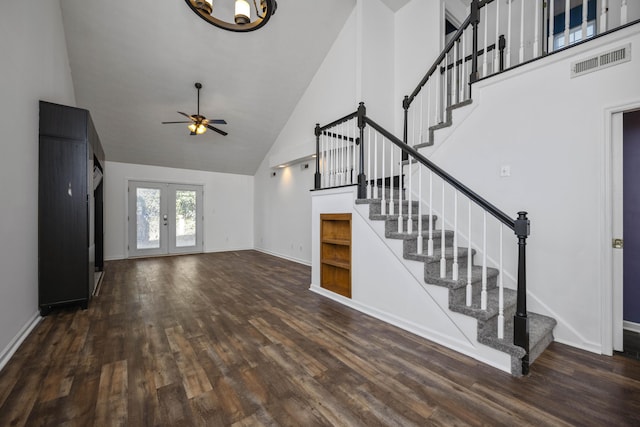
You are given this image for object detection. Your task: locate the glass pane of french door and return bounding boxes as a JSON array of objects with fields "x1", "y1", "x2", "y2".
[
  {"x1": 128, "y1": 181, "x2": 203, "y2": 257},
  {"x1": 175, "y1": 190, "x2": 197, "y2": 247},
  {"x1": 136, "y1": 187, "x2": 162, "y2": 249},
  {"x1": 168, "y1": 184, "x2": 203, "y2": 254}
]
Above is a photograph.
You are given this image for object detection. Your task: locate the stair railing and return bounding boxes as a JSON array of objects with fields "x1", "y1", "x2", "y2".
[
  {"x1": 403, "y1": 0, "x2": 639, "y2": 149},
  {"x1": 315, "y1": 102, "x2": 532, "y2": 375}
]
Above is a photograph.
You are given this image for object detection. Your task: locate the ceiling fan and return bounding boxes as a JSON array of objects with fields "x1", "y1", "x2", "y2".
[{"x1": 162, "y1": 82, "x2": 228, "y2": 136}]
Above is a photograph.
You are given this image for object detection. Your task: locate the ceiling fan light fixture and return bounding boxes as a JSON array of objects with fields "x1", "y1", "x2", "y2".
[
  {"x1": 194, "y1": 0, "x2": 213, "y2": 15},
  {"x1": 187, "y1": 123, "x2": 208, "y2": 135},
  {"x1": 185, "y1": 0, "x2": 276, "y2": 32},
  {"x1": 235, "y1": 0, "x2": 251, "y2": 25}
]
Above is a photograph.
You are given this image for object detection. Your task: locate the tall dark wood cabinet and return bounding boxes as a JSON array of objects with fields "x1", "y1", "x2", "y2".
[{"x1": 39, "y1": 101, "x2": 105, "y2": 315}]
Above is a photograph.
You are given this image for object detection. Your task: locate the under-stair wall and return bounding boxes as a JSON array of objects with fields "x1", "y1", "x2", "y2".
[
  {"x1": 310, "y1": 186, "x2": 513, "y2": 373},
  {"x1": 417, "y1": 24, "x2": 640, "y2": 354}
]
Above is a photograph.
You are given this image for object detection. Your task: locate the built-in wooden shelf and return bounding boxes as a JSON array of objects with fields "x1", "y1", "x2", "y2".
[{"x1": 320, "y1": 213, "x2": 352, "y2": 298}]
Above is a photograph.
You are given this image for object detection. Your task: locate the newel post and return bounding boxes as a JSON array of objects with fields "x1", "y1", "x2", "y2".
[
  {"x1": 513, "y1": 211, "x2": 530, "y2": 375},
  {"x1": 357, "y1": 102, "x2": 367, "y2": 199},
  {"x1": 470, "y1": 0, "x2": 480, "y2": 83},
  {"x1": 314, "y1": 124, "x2": 321, "y2": 190},
  {"x1": 402, "y1": 95, "x2": 410, "y2": 161},
  {"x1": 499, "y1": 34, "x2": 506, "y2": 72}
]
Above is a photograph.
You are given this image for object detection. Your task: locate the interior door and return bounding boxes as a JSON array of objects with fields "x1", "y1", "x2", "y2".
[
  {"x1": 623, "y1": 111, "x2": 640, "y2": 329},
  {"x1": 128, "y1": 181, "x2": 203, "y2": 257}
]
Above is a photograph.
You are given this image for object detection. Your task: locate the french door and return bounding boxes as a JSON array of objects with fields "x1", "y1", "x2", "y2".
[{"x1": 128, "y1": 181, "x2": 203, "y2": 257}]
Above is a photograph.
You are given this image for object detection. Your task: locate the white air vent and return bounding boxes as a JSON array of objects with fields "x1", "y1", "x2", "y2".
[{"x1": 571, "y1": 43, "x2": 631, "y2": 78}]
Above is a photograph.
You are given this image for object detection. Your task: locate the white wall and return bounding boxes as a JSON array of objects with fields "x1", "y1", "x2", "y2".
[
  {"x1": 358, "y1": 0, "x2": 396, "y2": 128},
  {"x1": 394, "y1": 0, "x2": 444, "y2": 134},
  {"x1": 420, "y1": 25, "x2": 640, "y2": 353},
  {"x1": 105, "y1": 161, "x2": 254, "y2": 260},
  {"x1": 0, "y1": 1, "x2": 76, "y2": 364},
  {"x1": 253, "y1": 8, "x2": 358, "y2": 264}
]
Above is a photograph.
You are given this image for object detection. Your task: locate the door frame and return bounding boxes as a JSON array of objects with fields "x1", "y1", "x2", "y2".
[
  {"x1": 126, "y1": 179, "x2": 205, "y2": 258},
  {"x1": 602, "y1": 100, "x2": 640, "y2": 355}
]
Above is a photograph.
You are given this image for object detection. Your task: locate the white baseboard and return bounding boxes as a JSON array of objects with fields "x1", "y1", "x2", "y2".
[
  {"x1": 254, "y1": 247, "x2": 311, "y2": 266},
  {"x1": 0, "y1": 312, "x2": 42, "y2": 372},
  {"x1": 624, "y1": 321, "x2": 640, "y2": 334},
  {"x1": 308, "y1": 284, "x2": 511, "y2": 374}
]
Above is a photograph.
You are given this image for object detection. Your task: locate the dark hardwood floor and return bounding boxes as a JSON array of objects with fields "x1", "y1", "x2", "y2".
[{"x1": 1, "y1": 251, "x2": 639, "y2": 426}]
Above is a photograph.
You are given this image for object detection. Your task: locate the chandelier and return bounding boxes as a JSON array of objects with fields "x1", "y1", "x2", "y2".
[{"x1": 185, "y1": 0, "x2": 277, "y2": 32}]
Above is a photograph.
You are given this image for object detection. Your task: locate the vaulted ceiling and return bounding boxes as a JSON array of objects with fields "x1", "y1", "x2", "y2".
[{"x1": 59, "y1": 0, "x2": 357, "y2": 174}]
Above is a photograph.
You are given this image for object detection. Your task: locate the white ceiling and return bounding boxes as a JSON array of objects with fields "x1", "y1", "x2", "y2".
[{"x1": 59, "y1": 0, "x2": 356, "y2": 175}]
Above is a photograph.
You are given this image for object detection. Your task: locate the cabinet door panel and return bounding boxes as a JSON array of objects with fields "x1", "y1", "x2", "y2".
[{"x1": 39, "y1": 137, "x2": 88, "y2": 305}]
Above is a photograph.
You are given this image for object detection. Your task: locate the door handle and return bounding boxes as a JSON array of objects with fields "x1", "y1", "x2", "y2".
[{"x1": 163, "y1": 214, "x2": 168, "y2": 226}]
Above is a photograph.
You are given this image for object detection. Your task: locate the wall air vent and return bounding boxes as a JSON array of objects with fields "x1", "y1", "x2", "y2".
[{"x1": 571, "y1": 44, "x2": 631, "y2": 78}]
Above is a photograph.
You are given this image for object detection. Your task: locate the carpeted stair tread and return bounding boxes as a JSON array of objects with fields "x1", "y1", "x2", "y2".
[
  {"x1": 370, "y1": 213, "x2": 437, "y2": 222},
  {"x1": 477, "y1": 312, "x2": 557, "y2": 376},
  {"x1": 422, "y1": 265, "x2": 499, "y2": 290},
  {"x1": 414, "y1": 99, "x2": 473, "y2": 149},
  {"x1": 356, "y1": 193, "x2": 557, "y2": 376},
  {"x1": 449, "y1": 287, "x2": 517, "y2": 321},
  {"x1": 386, "y1": 229, "x2": 452, "y2": 241}
]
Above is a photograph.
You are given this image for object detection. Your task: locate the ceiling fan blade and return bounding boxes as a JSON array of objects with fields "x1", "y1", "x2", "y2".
[
  {"x1": 161, "y1": 121, "x2": 191, "y2": 124},
  {"x1": 178, "y1": 111, "x2": 195, "y2": 121},
  {"x1": 206, "y1": 124, "x2": 228, "y2": 136},
  {"x1": 209, "y1": 119, "x2": 227, "y2": 125}
]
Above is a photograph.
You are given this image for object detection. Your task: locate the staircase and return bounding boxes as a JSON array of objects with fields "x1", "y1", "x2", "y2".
[
  {"x1": 355, "y1": 193, "x2": 556, "y2": 376},
  {"x1": 311, "y1": 1, "x2": 639, "y2": 376}
]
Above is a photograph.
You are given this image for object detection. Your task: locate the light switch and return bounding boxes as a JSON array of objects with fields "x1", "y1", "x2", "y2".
[{"x1": 500, "y1": 165, "x2": 511, "y2": 177}]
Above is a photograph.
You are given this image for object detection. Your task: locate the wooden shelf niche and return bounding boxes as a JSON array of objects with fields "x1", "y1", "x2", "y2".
[{"x1": 320, "y1": 213, "x2": 352, "y2": 298}]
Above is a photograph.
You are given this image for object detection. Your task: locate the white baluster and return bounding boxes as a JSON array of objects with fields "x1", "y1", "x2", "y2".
[
  {"x1": 600, "y1": 0, "x2": 608, "y2": 33},
  {"x1": 367, "y1": 128, "x2": 371, "y2": 198},
  {"x1": 466, "y1": 200, "x2": 472, "y2": 306},
  {"x1": 428, "y1": 171, "x2": 434, "y2": 256},
  {"x1": 340, "y1": 125, "x2": 347, "y2": 185},
  {"x1": 452, "y1": 40, "x2": 458, "y2": 105},
  {"x1": 443, "y1": 54, "x2": 449, "y2": 113},
  {"x1": 507, "y1": 0, "x2": 512, "y2": 68},
  {"x1": 435, "y1": 63, "x2": 441, "y2": 124},
  {"x1": 483, "y1": 6, "x2": 488, "y2": 77},
  {"x1": 498, "y1": 224, "x2": 505, "y2": 339},
  {"x1": 519, "y1": 0, "x2": 525, "y2": 63},
  {"x1": 331, "y1": 134, "x2": 335, "y2": 186},
  {"x1": 461, "y1": 32, "x2": 466, "y2": 102},
  {"x1": 494, "y1": 0, "x2": 501, "y2": 72},
  {"x1": 417, "y1": 164, "x2": 423, "y2": 254},
  {"x1": 340, "y1": 125, "x2": 344, "y2": 185},
  {"x1": 481, "y1": 211, "x2": 488, "y2": 310},
  {"x1": 582, "y1": 0, "x2": 588, "y2": 42},
  {"x1": 548, "y1": 0, "x2": 555, "y2": 51},
  {"x1": 533, "y1": 0, "x2": 541, "y2": 58},
  {"x1": 621, "y1": 0, "x2": 628, "y2": 25},
  {"x1": 412, "y1": 103, "x2": 416, "y2": 147},
  {"x1": 389, "y1": 143, "x2": 395, "y2": 216},
  {"x1": 419, "y1": 91, "x2": 424, "y2": 144},
  {"x1": 398, "y1": 151, "x2": 403, "y2": 233},
  {"x1": 452, "y1": 190, "x2": 458, "y2": 281},
  {"x1": 352, "y1": 120, "x2": 357, "y2": 182},
  {"x1": 408, "y1": 157, "x2": 413, "y2": 234},
  {"x1": 381, "y1": 136, "x2": 386, "y2": 215},
  {"x1": 564, "y1": 0, "x2": 570, "y2": 48},
  {"x1": 426, "y1": 80, "x2": 431, "y2": 135},
  {"x1": 345, "y1": 124, "x2": 350, "y2": 184},
  {"x1": 440, "y1": 181, "x2": 446, "y2": 278},
  {"x1": 374, "y1": 131, "x2": 378, "y2": 199}
]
